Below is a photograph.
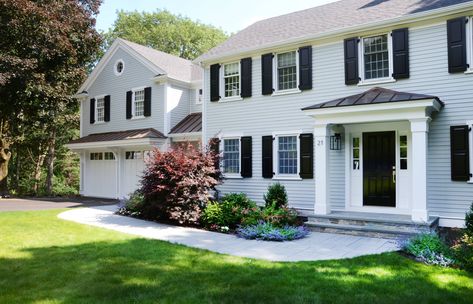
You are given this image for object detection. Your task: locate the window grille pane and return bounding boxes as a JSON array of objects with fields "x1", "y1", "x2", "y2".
[
  {"x1": 363, "y1": 35, "x2": 389, "y2": 80},
  {"x1": 224, "y1": 63, "x2": 240, "y2": 97},
  {"x1": 277, "y1": 51, "x2": 297, "y2": 91},
  {"x1": 223, "y1": 139, "x2": 240, "y2": 174},
  {"x1": 278, "y1": 136, "x2": 297, "y2": 174},
  {"x1": 96, "y1": 98, "x2": 105, "y2": 122},
  {"x1": 134, "y1": 90, "x2": 145, "y2": 117}
]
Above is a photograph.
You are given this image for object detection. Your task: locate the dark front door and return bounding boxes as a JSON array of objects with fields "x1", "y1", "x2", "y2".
[{"x1": 363, "y1": 131, "x2": 396, "y2": 207}]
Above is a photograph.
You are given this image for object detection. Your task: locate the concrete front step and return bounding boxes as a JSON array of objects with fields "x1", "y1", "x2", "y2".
[{"x1": 302, "y1": 212, "x2": 439, "y2": 240}]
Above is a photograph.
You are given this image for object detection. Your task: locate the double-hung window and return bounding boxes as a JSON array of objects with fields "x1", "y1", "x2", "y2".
[
  {"x1": 277, "y1": 135, "x2": 298, "y2": 176},
  {"x1": 223, "y1": 63, "x2": 240, "y2": 98},
  {"x1": 95, "y1": 97, "x2": 105, "y2": 123},
  {"x1": 362, "y1": 34, "x2": 390, "y2": 80},
  {"x1": 133, "y1": 89, "x2": 145, "y2": 117},
  {"x1": 276, "y1": 51, "x2": 298, "y2": 91},
  {"x1": 222, "y1": 138, "x2": 240, "y2": 175}
]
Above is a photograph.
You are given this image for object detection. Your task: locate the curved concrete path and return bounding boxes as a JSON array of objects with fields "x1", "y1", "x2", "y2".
[{"x1": 58, "y1": 205, "x2": 400, "y2": 262}]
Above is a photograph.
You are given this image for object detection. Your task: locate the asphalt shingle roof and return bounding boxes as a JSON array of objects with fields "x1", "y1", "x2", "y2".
[
  {"x1": 120, "y1": 39, "x2": 202, "y2": 83},
  {"x1": 196, "y1": 0, "x2": 473, "y2": 62},
  {"x1": 302, "y1": 87, "x2": 442, "y2": 110}
]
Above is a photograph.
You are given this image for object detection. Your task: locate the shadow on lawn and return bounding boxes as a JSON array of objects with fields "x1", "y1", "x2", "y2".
[{"x1": 0, "y1": 238, "x2": 472, "y2": 304}]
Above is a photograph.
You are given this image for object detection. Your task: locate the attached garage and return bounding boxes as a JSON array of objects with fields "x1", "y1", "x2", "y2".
[{"x1": 84, "y1": 152, "x2": 118, "y2": 198}]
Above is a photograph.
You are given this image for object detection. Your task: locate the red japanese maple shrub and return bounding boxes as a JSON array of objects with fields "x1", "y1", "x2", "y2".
[{"x1": 139, "y1": 141, "x2": 221, "y2": 225}]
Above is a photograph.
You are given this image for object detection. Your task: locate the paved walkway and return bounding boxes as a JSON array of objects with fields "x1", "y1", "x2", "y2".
[
  {"x1": 58, "y1": 205, "x2": 400, "y2": 262},
  {"x1": 0, "y1": 197, "x2": 118, "y2": 212}
]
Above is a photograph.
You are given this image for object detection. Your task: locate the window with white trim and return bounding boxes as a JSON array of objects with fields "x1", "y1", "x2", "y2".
[
  {"x1": 115, "y1": 59, "x2": 125, "y2": 76},
  {"x1": 277, "y1": 135, "x2": 298, "y2": 175},
  {"x1": 104, "y1": 152, "x2": 115, "y2": 160},
  {"x1": 223, "y1": 63, "x2": 240, "y2": 98},
  {"x1": 90, "y1": 152, "x2": 103, "y2": 160},
  {"x1": 133, "y1": 89, "x2": 145, "y2": 117},
  {"x1": 363, "y1": 34, "x2": 390, "y2": 80},
  {"x1": 95, "y1": 97, "x2": 105, "y2": 123},
  {"x1": 126, "y1": 151, "x2": 143, "y2": 160},
  {"x1": 222, "y1": 138, "x2": 240, "y2": 174},
  {"x1": 277, "y1": 51, "x2": 297, "y2": 91}
]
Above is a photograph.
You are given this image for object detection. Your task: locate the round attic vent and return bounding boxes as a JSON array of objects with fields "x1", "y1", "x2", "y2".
[{"x1": 115, "y1": 59, "x2": 124, "y2": 76}]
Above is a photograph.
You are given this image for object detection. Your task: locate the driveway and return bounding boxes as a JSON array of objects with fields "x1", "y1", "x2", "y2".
[{"x1": 0, "y1": 197, "x2": 118, "y2": 212}]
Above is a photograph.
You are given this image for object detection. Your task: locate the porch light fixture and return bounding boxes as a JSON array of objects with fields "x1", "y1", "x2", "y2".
[{"x1": 330, "y1": 133, "x2": 341, "y2": 150}]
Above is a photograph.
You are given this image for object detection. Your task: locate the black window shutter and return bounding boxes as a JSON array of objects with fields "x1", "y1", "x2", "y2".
[
  {"x1": 299, "y1": 133, "x2": 313, "y2": 179},
  {"x1": 210, "y1": 64, "x2": 220, "y2": 101},
  {"x1": 344, "y1": 38, "x2": 359, "y2": 85},
  {"x1": 210, "y1": 138, "x2": 221, "y2": 170},
  {"x1": 392, "y1": 28, "x2": 409, "y2": 79},
  {"x1": 261, "y1": 53, "x2": 273, "y2": 95},
  {"x1": 447, "y1": 17, "x2": 468, "y2": 73},
  {"x1": 450, "y1": 125, "x2": 470, "y2": 181},
  {"x1": 298, "y1": 46, "x2": 313, "y2": 90},
  {"x1": 240, "y1": 58, "x2": 252, "y2": 98},
  {"x1": 126, "y1": 91, "x2": 132, "y2": 119},
  {"x1": 144, "y1": 87, "x2": 152, "y2": 117},
  {"x1": 240, "y1": 136, "x2": 252, "y2": 177},
  {"x1": 262, "y1": 135, "x2": 273, "y2": 178},
  {"x1": 89, "y1": 98, "x2": 95, "y2": 124},
  {"x1": 104, "y1": 95, "x2": 111, "y2": 122}
]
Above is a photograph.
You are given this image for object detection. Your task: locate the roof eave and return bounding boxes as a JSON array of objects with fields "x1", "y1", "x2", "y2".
[
  {"x1": 67, "y1": 137, "x2": 166, "y2": 150},
  {"x1": 195, "y1": 1, "x2": 473, "y2": 64}
]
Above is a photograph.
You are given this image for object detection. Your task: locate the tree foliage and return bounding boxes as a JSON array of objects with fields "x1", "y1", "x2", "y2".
[
  {"x1": 102, "y1": 10, "x2": 228, "y2": 60},
  {"x1": 0, "y1": 0, "x2": 102, "y2": 195}
]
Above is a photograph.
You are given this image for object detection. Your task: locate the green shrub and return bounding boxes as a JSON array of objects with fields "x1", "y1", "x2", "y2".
[
  {"x1": 116, "y1": 190, "x2": 145, "y2": 217},
  {"x1": 202, "y1": 193, "x2": 257, "y2": 229},
  {"x1": 452, "y1": 234, "x2": 473, "y2": 271},
  {"x1": 263, "y1": 183, "x2": 288, "y2": 209},
  {"x1": 261, "y1": 202, "x2": 299, "y2": 227},
  {"x1": 404, "y1": 233, "x2": 455, "y2": 266},
  {"x1": 465, "y1": 202, "x2": 473, "y2": 237},
  {"x1": 240, "y1": 206, "x2": 264, "y2": 227}
]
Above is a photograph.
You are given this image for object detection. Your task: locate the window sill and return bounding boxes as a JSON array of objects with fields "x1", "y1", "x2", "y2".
[
  {"x1": 131, "y1": 116, "x2": 147, "y2": 120},
  {"x1": 93, "y1": 121, "x2": 106, "y2": 125},
  {"x1": 223, "y1": 174, "x2": 243, "y2": 179},
  {"x1": 219, "y1": 96, "x2": 243, "y2": 103},
  {"x1": 358, "y1": 77, "x2": 396, "y2": 86},
  {"x1": 272, "y1": 175, "x2": 302, "y2": 181},
  {"x1": 272, "y1": 89, "x2": 301, "y2": 97}
]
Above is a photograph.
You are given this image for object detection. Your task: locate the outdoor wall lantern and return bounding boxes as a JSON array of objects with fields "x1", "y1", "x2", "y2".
[{"x1": 330, "y1": 133, "x2": 341, "y2": 150}]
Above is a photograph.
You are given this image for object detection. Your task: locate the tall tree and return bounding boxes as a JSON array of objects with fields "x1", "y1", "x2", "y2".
[
  {"x1": 0, "y1": 0, "x2": 102, "y2": 195},
  {"x1": 103, "y1": 10, "x2": 228, "y2": 60}
]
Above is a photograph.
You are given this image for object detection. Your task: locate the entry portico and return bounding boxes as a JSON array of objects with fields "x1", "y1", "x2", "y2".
[{"x1": 303, "y1": 87, "x2": 443, "y2": 223}]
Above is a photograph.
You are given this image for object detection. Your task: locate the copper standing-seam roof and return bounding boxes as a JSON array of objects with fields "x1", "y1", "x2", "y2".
[
  {"x1": 69, "y1": 128, "x2": 166, "y2": 144},
  {"x1": 169, "y1": 113, "x2": 202, "y2": 134},
  {"x1": 302, "y1": 87, "x2": 443, "y2": 111}
]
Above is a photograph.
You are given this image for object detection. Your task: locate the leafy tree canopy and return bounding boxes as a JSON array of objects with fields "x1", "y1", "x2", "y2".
[{"x1": 103, "y1": 10, "x2": 228, "y2": 60}]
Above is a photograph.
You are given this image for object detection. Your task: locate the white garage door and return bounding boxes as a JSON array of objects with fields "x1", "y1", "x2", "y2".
[
  {"x1": 84, "y1": 152, "x2": 117, "y2": 198},
  {"x1": 122, "y1": 151, "x2": 146, "y2": 197}
]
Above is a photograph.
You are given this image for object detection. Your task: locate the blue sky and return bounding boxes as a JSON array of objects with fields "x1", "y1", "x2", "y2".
[{"x1": 96, "y1": 0, "x2": 338, "y2": 34}]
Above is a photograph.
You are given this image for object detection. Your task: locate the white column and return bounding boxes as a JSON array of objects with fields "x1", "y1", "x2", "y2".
[
  {"x1": 314, "y1": 124, "x2": 330, "y2": 215},
  {"x1": 79, "y1": 151, "x2": 85, "y2": 195},
  {"x1": 410, "y1": 118, "x2": 430, "y2": 222}
]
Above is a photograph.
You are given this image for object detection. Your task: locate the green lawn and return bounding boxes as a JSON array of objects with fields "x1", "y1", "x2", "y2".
[{"x1": 0, "y1": 210, "x2": 472, "y2": 304}]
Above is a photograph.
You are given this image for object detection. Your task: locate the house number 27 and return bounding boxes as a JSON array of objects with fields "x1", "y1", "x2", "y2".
[{"x1": 317, "y1": 139, "x2": 324, "y2": 146}]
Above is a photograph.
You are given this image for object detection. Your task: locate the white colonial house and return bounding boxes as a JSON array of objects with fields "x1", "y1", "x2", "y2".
[
  {"x1": 195, "y1": 0, "x2": 473, "y2": 229},
  {"x1": 68, "y1": 38, "x2": 203, "y2": 199}
]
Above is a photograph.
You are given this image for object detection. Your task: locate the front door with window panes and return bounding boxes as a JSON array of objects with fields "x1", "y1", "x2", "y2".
[
  {"x1": 277, "y1": 51, "x2": 297, "y2": 90},
  {"x1": 363, "y1": 35, "x2": 389, "y2": 80}
]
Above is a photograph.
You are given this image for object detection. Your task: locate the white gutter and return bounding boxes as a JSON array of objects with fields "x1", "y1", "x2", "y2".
[
  {"x1": 66, "y1": 138, "x2": 165, "y2": 150},
  {"x1": 195, "y1": 1, "x2": 473, "y2": 64}
]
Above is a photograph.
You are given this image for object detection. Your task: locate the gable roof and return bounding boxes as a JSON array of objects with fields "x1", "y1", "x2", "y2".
[
  {"x1": 302, "y1": 87, "x2": 442, "y2": 110},
  {"x1": 196, "y1": 0, "x2": 473, "y2": 63},
  {"x1": 69, "y1": 128, "x2": 166, "y2": 144},
  {"x1": 169, "y1": 113, "x2": 202, "y2": 134},
  {"x1": 77, "y1": 38, "x2": 202, "y2": 95}
]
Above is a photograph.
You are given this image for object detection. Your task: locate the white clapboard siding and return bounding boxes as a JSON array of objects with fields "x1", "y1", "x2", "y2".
[{"x1": 205, "y1": 22, "x2": 473, "y2": 219}]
